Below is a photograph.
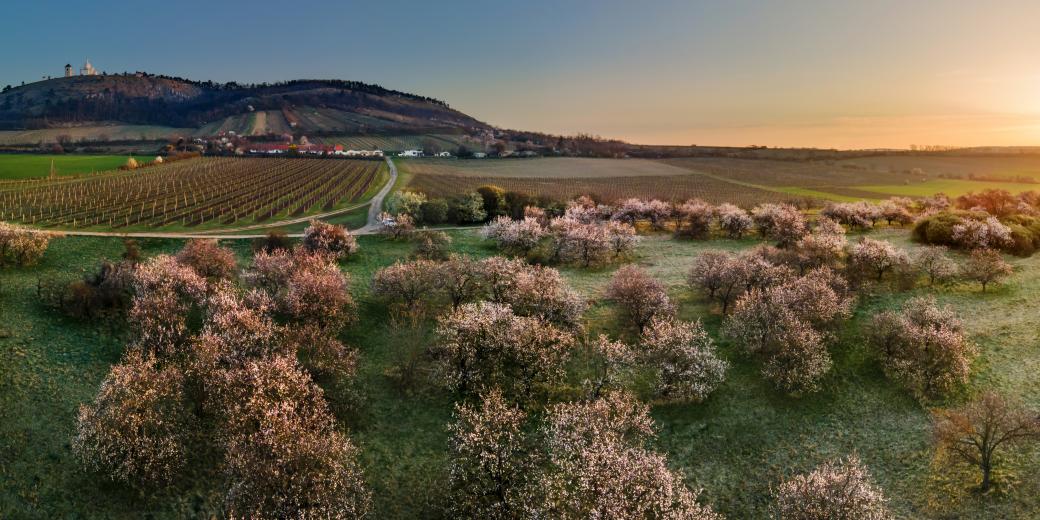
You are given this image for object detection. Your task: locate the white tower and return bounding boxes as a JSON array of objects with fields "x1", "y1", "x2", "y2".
[{"x1": 64, "y1": 64, "x2": 73, "y2": 77}]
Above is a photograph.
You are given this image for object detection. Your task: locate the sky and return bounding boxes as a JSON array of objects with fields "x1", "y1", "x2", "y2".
[{"x1": 3, "y1": 0, "x2": 1040, "y2": 149}]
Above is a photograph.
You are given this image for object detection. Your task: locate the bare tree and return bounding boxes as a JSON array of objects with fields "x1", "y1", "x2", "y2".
[{"x1": 931, "y1": 392, "x2": 1040, "y2": 491}]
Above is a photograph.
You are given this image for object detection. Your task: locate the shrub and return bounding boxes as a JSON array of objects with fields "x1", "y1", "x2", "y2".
[
  {"x1": 639, "y1": 318, "x2": 727, "y2": 402},
  {"x1": 386, "y1": 190, "x2": 427, "y2": 217},
  {"x1": 962, "y1": 248, "x2": 1013, "y2": 292},
  {"x1": 218, "y1": 356, "x2": 370, "y2": 519},
  {"x1": 477, "y1": 184, "x2": 508, "y2": 218},
  {"x1": 73, "y1": 353, "x2": 192, "y2": 488},
  {"x1": 482, "y1": 216, "x2": 546, "y2": 256},
  {"x1": 447, "y1": 389, "x2": 531, "y2": 519},
  {"x1": 606, "y1": 265, "x2": 675, "y2": 332},
  {"x1": 848, "y1": 238, "x2": 909, "y2": 282},
  {"x1": 559, "y1": 221, "x2": 612, "y2": 267},
  {"x1": 452, "y1": 192, "x2": 489, "y2": 223},
  {"x1": 772, "y1": 456, "x2": 890, "y2": 520},
  {"x1": 437, "y1": 255, "x2": 484, "y2": 309},
  {"x1": 378, "y1": 211, "x2": 416, "y2": 240},
  {"x1": 411, "y1": 230, "x2": 453, "y2": 260},
  {"x1": 673, "y1": 199, "x2": 714, "y2": 238},
  {"x1": 534, "y1": 393, "x2": 722, "y2": 520},
  {"x1": 751, "y1": 203, "x2": 807, "y2": 246},
  {"x1": 868, "y1": 297, "x2": 974, "y2": 399},
  {"x1": 301, "y1": 220, "x2": 358, "y2": 261},
  {"x1": 951, "y1": 216, "x2": 1012, "y2": 250},
  {"x1": 584, "y1": 335, "x2": 636, "y2": 399},
  {"x1": 371, "y1": 259, "x2": 441, "y2": 318},
  {"x1": 129, "y1": 255, "x2": 208, "y2": 352},
  {"x1": 715, "y1": 203, "x2": 753, "y2": 238},
  {"x1": 954, "y1": 189, "x2": 1020, "y2": 217},
  {"x1": 419, "y1": 198, "x2": 450, "y2": 224},
  {"x1": 431, "y1": 301, "x2": 574, "y2": 402},
  {"x1": 0, "y1": 221, "x2": 55, "y2": 267},
  {"x1": 251, "y1": 230, "x2": 292, "y2": 254},
  {"x1": 912, "y1": 245, "x2": 958, "y2": 286},
  {"x1": 175, "y1": 239, "x2": 238, "y2": 281},
  {"x1": 481, "y1": 257, "x2": 588, "y2": 329},
  {"x1": 55, "y1": 260, "x2": 136, "y2": 319}
]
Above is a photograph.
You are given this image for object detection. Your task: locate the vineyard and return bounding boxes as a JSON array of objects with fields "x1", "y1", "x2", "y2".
[
  {"x1": 0, "y1": 157, "x2": 384, "y2": 229},
  {"x1": 408, "y1": 172, "x2": 792, "y2": 205}
]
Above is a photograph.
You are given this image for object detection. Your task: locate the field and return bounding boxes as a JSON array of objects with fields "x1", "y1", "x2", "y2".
[
  {"x1": 0, "y1": 125, "x2": 191, "y2": 146},
  {"x1": 398, "y1": 155, "x2": 1040, "y2": 205},
  {"x1": 401, "y1": 158, "x2": 796, "y2": 205},
  {"x1": 0, "y1": 154, "x2": 144, "y2": 180},
  {"x1": 311, "y1": 133, "x2": 480, "y2": 153},
  {"x1": 0, "y1": 157, "x2": 385, "y2": 230},
  {"x1": 1, "y1": 229, "x2": 1038, "y2": 518}
]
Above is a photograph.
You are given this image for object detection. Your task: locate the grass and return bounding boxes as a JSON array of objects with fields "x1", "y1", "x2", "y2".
[
  {"x1": 2, "y1": 229, "x2": 1039, "y2": 518},
  {"x1": 859, "y1": 179, "x2": 1040, "y2": 197},
  {"x1": 0, "y1": 154, "x2": 135, "y2": 179}
]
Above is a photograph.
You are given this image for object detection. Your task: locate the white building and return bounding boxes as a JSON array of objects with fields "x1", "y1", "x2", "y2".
[
  {"x1": 399, "y1": 149, "x2": 423, "y2": 157},
  {"x1": 79, "y1": 59, "x2": 98, "y2": 76},
  {"x1": 435, "y1": 151, "x2": 452, "y2": 157},
  {"x1": 342, "y1": 149, "x2": 384, "y2": 158}
]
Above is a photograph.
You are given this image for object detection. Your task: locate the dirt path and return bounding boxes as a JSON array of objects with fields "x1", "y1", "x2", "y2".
[
  {"x1": 359, "y1": 156, "x2": 398, "y2": 233},
  {"x1": 250, "y1": 111, "x2": 267, "y2": 135}
]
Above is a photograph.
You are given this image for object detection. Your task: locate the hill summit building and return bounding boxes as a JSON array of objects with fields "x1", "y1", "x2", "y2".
[{"x1": 64, "y1": 60, "x2": 98, "y2": 77}]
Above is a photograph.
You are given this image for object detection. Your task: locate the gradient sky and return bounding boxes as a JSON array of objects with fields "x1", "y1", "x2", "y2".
[{"x1": 3, "y1": 0, "x2": 1040, "y2": 149}]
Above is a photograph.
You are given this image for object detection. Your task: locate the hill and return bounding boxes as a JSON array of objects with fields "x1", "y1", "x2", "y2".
[{"x1": 0, "y1": 75, "x2": 491, "y2": 145}]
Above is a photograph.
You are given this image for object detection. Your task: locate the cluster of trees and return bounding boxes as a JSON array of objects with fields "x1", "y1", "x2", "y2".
[
  {"x1": 483, "y1": 211, "x2": 639, "y2": 267},
  {"x1": 0, "y1": 221, "x2": 55, "y2": 267},
  {"x1": 372, "y1": 255, "x2": 586, "y2": 328},
  {"x1": 386, "y1": 190, "x2": 488, "y2": 226},
  {"x1": 685, "y1": 215, "x2": 1009, "y2": 394},
  {"x1": 914, "y1": 190, "x2": 1040, "y2": 256},
  {"x1": 822, "y1": 198, "x2": 914, "y2": 228},
  {"x1": 723, "y1": 267, "x2": 853, "y2": 393},
  {"x1": 72, "y1": 222, "x2": 373, "y2": 518}
]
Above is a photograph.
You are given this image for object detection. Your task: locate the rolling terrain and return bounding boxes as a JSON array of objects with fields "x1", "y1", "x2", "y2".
[{"x1": 0, "y1": 75, "x2": 491, "y2": 148}]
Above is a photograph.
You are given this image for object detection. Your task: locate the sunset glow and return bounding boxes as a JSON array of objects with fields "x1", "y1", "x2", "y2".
[{"x1": 2, "y1": 0, "x2": 1039, "y2": 149}]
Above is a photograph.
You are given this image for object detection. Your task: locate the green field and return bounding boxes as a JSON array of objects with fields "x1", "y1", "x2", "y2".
[
  {"x1": 2, "y1": 229, "x2": 1038, "y2": 518},
  {"x1": 0, "y1": 154, "x2": 141, "y2": 180},
  {"x1": 859, "y1": 179, "x2": 1040, "y2": 197}
]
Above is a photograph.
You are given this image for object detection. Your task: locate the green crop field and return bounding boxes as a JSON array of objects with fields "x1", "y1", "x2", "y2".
[
  {"x1": 0, "y1": 154, "x2": 139, "y2": 179},
  {"x1": 2, "y1": 229, "x2": 1038, "y2": 518}
]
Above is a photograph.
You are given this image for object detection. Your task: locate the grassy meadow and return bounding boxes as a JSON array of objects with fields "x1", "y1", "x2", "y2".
[
  {"x1": 0, "y1": 154, "x2": 139, "y2": 180},
  {"x1": 2, "y1": 227, "x2": 1039, "y2": 518}
]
